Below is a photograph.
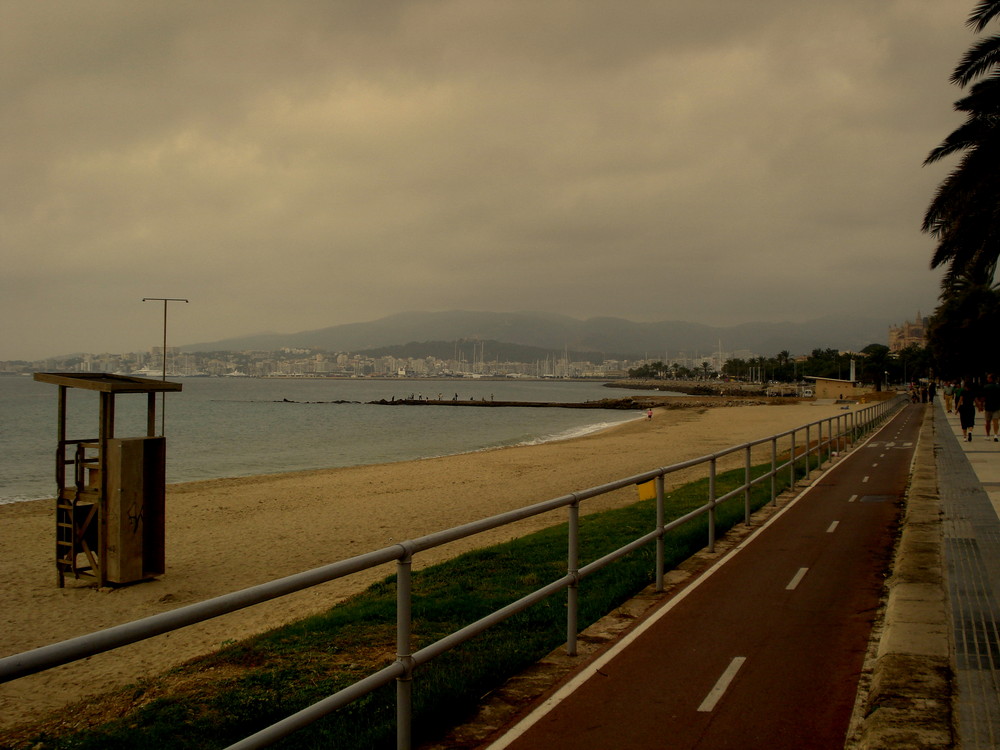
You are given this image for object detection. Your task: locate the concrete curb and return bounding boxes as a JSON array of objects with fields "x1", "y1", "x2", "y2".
[{"x1": 850, "y1": 405, "x2": 956, "y2": 749}]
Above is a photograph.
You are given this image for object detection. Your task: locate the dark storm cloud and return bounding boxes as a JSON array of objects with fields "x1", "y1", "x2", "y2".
[{"x1": 0, "y1": 1, "x2": 971, "y2": 358}]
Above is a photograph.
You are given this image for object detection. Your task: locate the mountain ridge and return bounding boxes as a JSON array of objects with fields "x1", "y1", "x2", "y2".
[{"x1": 180, "y1": 310, "x2": 891, "y2": 359}]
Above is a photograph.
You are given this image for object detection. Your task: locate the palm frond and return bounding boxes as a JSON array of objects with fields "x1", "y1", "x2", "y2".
[
  {"x1": 969, "y1": 0, "x2": 1000, "y2": 33},
  {"x1": 952, "y1": 34, "x2": 1000, "y2": 86},
  {"x1": 954, "y1": 75, "x2": 1000, "y2": 114}
]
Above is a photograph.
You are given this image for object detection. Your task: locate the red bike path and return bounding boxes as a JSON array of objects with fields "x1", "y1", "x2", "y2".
[{"x1": 487, "y1": 404, "x2": 922, "y2": 750}]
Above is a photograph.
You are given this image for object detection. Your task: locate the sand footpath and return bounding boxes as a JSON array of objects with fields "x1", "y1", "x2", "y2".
[{"x1": 0, "y1": 400, "x2": 848, "y2": 729}]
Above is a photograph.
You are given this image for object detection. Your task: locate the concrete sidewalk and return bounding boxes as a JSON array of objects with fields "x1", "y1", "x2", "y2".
[
  {"x1": 852, "y1": 401, "x2": 1000, "y2": 749},
  {"x1": 938, "y1": 401, "x2": 1000, "y2": 748}
]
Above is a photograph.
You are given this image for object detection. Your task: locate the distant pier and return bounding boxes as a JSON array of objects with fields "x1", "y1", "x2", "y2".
[
  {"x1": 265, "y1": 395, "x2": 784, "y2": 409},
  {"x1": 367, "y1": 397, "x2": 655, "y2": 410}
]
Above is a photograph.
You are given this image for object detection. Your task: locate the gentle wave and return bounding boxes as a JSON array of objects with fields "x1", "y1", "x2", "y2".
[{"x1": 515, "y1": 416, "x2": 643, "y2": 446}]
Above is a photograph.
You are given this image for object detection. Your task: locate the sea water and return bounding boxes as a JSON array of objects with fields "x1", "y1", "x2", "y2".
[{"x1": 0, "y1": 376, "x2": 662, "y2": 504}]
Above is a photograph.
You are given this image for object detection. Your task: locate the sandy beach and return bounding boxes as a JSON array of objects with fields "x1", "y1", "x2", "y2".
[{"x1": 0, "y1": 399, "x2": 849, "y2": 731}]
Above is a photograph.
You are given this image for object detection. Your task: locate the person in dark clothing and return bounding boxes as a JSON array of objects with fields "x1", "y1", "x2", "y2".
[
  {"x1": 956, "y1": 378, "x2": 978, "y2": 442},
  {"x1": 982, "y1": 373, "x2": 1000, "y2": 442}
]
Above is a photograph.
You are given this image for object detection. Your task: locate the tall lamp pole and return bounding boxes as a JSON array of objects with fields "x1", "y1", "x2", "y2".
[{"x1": 142, "y1": 297, "x2": 188, "y2": 434}]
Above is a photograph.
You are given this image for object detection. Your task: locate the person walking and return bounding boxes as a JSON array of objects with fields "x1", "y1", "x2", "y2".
[
  {"x1": 943, "y1": 381, "x2": 955, "y2": 413},
  {"x1": 956, "y1": 378, "x2": 978, "y2": 442},
  {"x1": 982, "y1": 373, "x2": 1000, "y2": 442}
]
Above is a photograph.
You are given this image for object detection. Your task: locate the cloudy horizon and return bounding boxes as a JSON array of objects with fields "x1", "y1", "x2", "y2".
[{"x1": 2, "y1": 2, "x2": 974, "y2": 360}]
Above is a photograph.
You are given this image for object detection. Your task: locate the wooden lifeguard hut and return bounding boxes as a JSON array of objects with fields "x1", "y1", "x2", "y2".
[{"x1": 33, "y1": 373, "x2": 183, "y2": 587}]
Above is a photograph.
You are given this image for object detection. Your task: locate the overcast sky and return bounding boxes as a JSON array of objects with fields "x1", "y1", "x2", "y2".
[{"x1": 1, "y1": 1, "x2": 977, "y2": 360}]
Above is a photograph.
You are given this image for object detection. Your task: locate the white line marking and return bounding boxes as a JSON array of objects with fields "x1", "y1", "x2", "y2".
[
  {"x1": 786, "y1": 567, "x2": 808, "y2": 590},
  {"x1": 827, "y1": 521, "x2": 839, "y2": 533},
  {"x1": 485, "y1": 415, "x2": 903, "y2": 749},
  {"x1": 848, "y1": 494, "x2": 857, "y2": 503},
  {"x1": 862, "y1": 476, "x2": 869, "y2": 483},
  {"x1": 872, "y1": 462, "x2": 878, "y2": 467},
  {"x1": 697, "y1": 657, "x2": 747, "y2": 712}
]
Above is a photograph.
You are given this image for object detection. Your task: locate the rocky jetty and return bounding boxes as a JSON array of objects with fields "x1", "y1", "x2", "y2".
[{"x1": 367, "y1": 395, "x2": 785, "y2": 410}]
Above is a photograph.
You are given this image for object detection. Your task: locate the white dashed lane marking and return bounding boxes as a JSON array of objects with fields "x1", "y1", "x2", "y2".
[
  {"x1": 786, "y1": 568, "x2": 809, "y2": 591},
  {"x1": 697, "y1": 657, "x2": 747, "y2": 713}
]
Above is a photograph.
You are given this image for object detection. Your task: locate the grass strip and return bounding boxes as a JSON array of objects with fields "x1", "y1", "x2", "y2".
[{"x1": 15, "y1": 450, "x2": 829, "y2": 750}]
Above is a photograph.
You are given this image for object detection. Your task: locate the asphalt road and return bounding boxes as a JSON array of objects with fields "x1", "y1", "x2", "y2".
[{"x1": 489, "y1": 404, "x2": 922, "y2": 750}]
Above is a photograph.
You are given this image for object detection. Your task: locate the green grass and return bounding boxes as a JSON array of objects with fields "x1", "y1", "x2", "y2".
[{"x1": 10, "y1": 444, "x2": 849, "y2": 750}]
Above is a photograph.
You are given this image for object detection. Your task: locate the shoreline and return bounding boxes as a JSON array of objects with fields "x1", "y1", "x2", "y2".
[
  {"x1": 0, "y1": 409, "x2": 645, "y2": 507},
  {"x1": 0, "y1": 399, "x2": 846, "y2": 730},
  {"x1": 1, "y1": 395, "x2": 771, "y2": 507}
]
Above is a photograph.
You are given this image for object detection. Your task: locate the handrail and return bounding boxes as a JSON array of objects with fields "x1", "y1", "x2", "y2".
[{"x1": 0, "y1": 394, "x2": 907, "y2": 749}]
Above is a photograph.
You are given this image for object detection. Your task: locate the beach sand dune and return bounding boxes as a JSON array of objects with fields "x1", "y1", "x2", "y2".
[{"x1": 0, "y1": 400, "x2": 848, "y2": 729}]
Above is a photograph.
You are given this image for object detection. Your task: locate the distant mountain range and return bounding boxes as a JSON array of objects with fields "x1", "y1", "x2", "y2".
[{"x1": 181, "y1": 310, "x2": 892, "y2": 359}]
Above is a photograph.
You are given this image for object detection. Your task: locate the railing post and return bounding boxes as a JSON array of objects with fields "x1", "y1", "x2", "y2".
[
  {"x1": 822, "y1": 419, "x2": 829, "y2": 465},
  {"x1": 770, "y1": 436, "x2": 777, "y2": 505},
  {"x1": 816, "y1": 420, "x2": 823, "y2": 468},
  {"x1": 804, "y1": 425, "x2": 811, "y2": 482},
  {"x1": 744, "y1": 444, "x2": 752, "y2": 526},
  {"x1": 826, "y1": 417, "x2": 833, "y2": 463},
  {"x1": 708, "y1": 457, "x2": 717, "y2": 553},
  {"x1": 789, "y1": 430, "x2": 797, "y2": 491},
  {"x1": 823, "y1": 419, "x2": 829, "y2": 465},
  {"x1": 566, "y1": 498, "x2": 580, "y2": 656},
  {"x1": 396, "y1": 550, "x2": 414, "y2": 750},
  {"x1": 655, "y1": 475, "x2": 665, "y2": 592}
]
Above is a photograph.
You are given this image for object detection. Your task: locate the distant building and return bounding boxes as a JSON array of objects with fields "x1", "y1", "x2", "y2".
[
  {"x1": 806, "y1": 376, "x2": 870, "y2": 400},
  {"x1": 888, "y1": 313, "x2": 926, "y2": 352}
]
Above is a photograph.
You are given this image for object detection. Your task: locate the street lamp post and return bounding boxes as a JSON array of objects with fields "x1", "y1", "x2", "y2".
[{"x1": 142, "y1": 297, "x2": 188, "y2": 434}]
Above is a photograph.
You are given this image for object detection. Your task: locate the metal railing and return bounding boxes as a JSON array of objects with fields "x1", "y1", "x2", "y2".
[{"x1": 0, "y1": 395, "x2": 906, "y2": 749}]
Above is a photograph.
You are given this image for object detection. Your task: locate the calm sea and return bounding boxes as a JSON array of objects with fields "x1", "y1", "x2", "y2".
[{"x1": 0, "y1": 376, "x2": 660, "y2": 504}]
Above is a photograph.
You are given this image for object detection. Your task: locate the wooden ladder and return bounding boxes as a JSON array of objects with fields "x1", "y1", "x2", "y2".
[{"x1": 55, "y1": 442, "x2": 101, "y2": 586}]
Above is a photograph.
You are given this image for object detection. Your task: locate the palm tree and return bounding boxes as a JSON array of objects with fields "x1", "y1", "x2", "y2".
[
  {"x1": 923, "y1": 1, "x2": 1000, "y2": 287},
  {"x1": 954, "y1": 1, "x2": 1000, "y2": 86},
  {"x1": 926, "y1": 260, "x2": 1000, "y2": 376}
]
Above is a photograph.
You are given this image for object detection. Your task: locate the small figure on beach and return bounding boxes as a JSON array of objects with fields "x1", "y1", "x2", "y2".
[{"x1": 646, "y1": 408, "x2": 653, "y2": 420}]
